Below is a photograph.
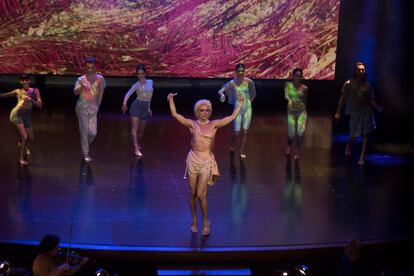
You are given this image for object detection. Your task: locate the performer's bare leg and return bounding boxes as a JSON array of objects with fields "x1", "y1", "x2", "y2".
[
  {"x1": 14, "y1": 124, "x2": 28, "y2": 165},
  {"x1": 188, "y1": 174, "x2": 198, "y2": 232},
  {"x1": 197, "y1": 172, "x2": 210, "y2": 236},
  {"x1": 359, "y1": 135, "x2": 368, "y2": 165},
  {"x1": 240, "y1": 130, "x2": 248, "y2": 158},
  {"x1": 345, "y1": 137, "x2": 355, "y2": 156},
  {"x1": 131, "y1": 117, "x2": 142, "y2": 156}
]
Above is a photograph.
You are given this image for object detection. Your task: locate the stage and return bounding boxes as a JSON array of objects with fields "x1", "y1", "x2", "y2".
[{"x1": 0, "y1": 109, "x2": 413, "y2": 262}]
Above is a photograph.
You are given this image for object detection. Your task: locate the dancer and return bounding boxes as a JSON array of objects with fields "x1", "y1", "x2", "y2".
[
  {"x1": 121, "y1": 64, "x2": 153, "y2": 157},
  {"x1": 284, "y1": 68, "x2": 308, "y2": 159},
  {"x1": 218, "y1": 63, "x2": 256, "y2": 159},
  {"x1": 335, "y1": 62, "x2": 383, "y2": 165},
  {"x1": 73, "y1": 57, "x2": 106, "y2": 162},
  {"x1": 168, "y1": 92, "x2": 244, "y2": 236},
  {"x1": 0, "y1": 74, "x2": 42, "y2": 165}
]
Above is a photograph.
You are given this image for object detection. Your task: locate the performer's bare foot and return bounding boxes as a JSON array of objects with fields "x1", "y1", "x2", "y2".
[
  {"x1": 83, "y1": 155, "x2": 93, "y2": 162},
  {"x1": 345, "y1": 145, "x2": 351, "y2": 157},
  {"x1": 19, "y1": 159, "x2": 28, "y2": 166},
  {"x1": 191, "y1": 220, "x2": 198, "y2": 233},
  {"x1": 135, "y1": 149, "x2": 143, "y2": 157},
  {"x1": 286, "y1": 146, "x2": 291, "y2": 155},
  {"x1": 358, "y1": 157, "x2": 365, "y2": 165},
  {"x1": 202, "y1": 220, "x2": 211, "y2": 236},
  {"x1": 294, "y1": 153, "x2": 300, "y2": 160},
  {"x1": 240, "y1": 153, "x2": 247, "y2": 159}
]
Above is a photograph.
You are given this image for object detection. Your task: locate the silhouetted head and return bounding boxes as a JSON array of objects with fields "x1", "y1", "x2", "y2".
[{"x1": 38, "y1": 234, "x2": 60, "y2": 256}]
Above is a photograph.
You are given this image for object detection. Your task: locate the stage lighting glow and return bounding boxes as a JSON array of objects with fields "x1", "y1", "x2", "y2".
[{"x1": 0, "y1": 0, "x2": 340, "y2": 79}]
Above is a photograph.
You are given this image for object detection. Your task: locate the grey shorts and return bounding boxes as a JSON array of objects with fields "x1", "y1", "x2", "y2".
[{"x1": 129, "y1": 100, "x2": 150, "y2": 120}]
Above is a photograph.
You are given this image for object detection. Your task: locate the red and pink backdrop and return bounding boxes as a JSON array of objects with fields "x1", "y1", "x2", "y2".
[{"x1": 0, "y1": 0, "x2": 340, "y2": 79}]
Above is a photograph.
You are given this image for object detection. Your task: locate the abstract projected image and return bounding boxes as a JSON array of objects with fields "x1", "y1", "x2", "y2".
[{"x1": 0, "y1": 0, "x2": 340, "y2": 79}]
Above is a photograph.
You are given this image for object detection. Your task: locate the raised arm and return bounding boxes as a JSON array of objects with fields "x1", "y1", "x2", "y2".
[
  {"x1": 218, "y1": 87, "x2": 228, "y2": 102},
  {"x1": 0, "y1": 89, "x2": 17, "y2": 98},
  {"x1": 168, "y1": 93, "x2": 192, "y2": 127},
  {"x1": 218, "y1": 81, "x2": 231, "y2": 102},
  {"x1": 214, "y1": 93, "x2": 244, "y2": 128}
]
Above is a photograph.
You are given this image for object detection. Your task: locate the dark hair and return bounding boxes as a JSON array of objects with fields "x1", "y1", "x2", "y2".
[
  {"x1": 353, "y1": 61, "x2": 366, "y2": 81},
  {"x1": 20, "y1": 74, "x2": 30, "y2": 80},
  {"x1": 83, "y1": 56, "x2": 97, "y2": 64},
  {"x1": 38, "y1": 234, "x2": 60, "y2": 254},
  {"x1": 292, "y1": 68, "x2": 303, "y2": 76},
  {"x1": 136, "y1": 64, "x2": 147, "y2": 74},
  {"x1": 235, "y1": 63, "x2": 245, "y2": 71}
]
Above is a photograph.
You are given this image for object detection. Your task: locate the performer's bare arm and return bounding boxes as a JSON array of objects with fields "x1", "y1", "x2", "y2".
[{"x1": 168, "y1": 93, "x2": 192, "y2": 128}]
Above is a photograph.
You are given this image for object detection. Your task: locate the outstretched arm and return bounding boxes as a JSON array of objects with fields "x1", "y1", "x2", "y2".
[
  {"x1": 0, "y1": 90, "x2": 17, "y2": 98},
  {"x1": 168, "y1": 93, "x2": 192, "y2": 127},
  {"x1": 214, "y1": 93, "x2": 244, "y2": 128}
]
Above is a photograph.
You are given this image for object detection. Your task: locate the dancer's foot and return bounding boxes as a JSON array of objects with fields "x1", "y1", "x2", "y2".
[
  {"x1": 358, "y1": 159, "x2": 365, "y2": 165},
  {"x1": 19, "y1": 159, "x2": 28, "y2": 166},
  {"x1": 191, "y1": 220, "x2": 198, "y2": 233},
  {"x1": 294, "y1": 153, "x2": 300, "y2": 160},
  {"x1": 83, "y1": 155, "x2": 93, "y2": 162},
  {"x1": 345, "y1": 145, "x2": 351, "y2": 157},
  {"x1": 201, "y1": 220, "x2": 211, "y2": 236},
  {"x1": 135, "y1": 149, "x2": 143, "y2": 157},
  {"x1": 240, "y1": 153, "x2": 247, "y2": 159},
  {"x1": 286, "y1": 146, "x2": 291, "y2": 155}
]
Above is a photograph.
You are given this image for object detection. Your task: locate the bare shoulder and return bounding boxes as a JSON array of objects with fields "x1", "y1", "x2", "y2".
[
  {"x1": 33, "y1": 254, "x2": 47, "y2": 264},
  {"x1": 245, "y1": 77, "x2": 254, "y2": 83}
]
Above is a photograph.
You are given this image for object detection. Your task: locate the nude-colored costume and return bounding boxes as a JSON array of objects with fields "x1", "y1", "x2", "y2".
[{"x1": 184, "y1": 120, "x2": 220, "y2": 186}]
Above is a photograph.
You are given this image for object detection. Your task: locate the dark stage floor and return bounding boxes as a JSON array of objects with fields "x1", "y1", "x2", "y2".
[{"x1": 0, "y1": 109, "x2": 413, "y2": 252}]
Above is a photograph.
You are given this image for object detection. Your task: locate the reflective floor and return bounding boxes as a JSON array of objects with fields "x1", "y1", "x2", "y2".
[{"x1": 0, "y1": 110, "x2": 413, "y2": 250}]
